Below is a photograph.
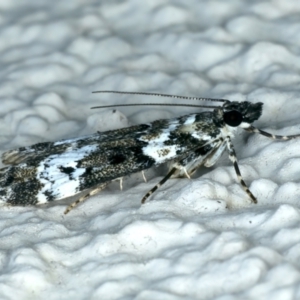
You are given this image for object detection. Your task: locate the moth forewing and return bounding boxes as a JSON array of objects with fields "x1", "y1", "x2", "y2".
[{"x1": 0, "y1": 91, "x2": 299, "y2": 214}]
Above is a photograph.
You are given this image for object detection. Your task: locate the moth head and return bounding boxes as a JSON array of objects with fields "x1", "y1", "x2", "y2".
[{"x1": 222, "y1": 101, "x2": 263, "y2": 127}]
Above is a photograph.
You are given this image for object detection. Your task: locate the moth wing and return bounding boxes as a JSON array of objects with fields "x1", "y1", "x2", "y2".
[{"x1": 1, "y1": 123, "x2": 151, "y2": 165}]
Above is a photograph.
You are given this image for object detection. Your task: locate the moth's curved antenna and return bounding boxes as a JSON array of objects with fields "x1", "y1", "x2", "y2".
[{"x1": 92, "y1": 90, "x2": 228, "y2": 103}]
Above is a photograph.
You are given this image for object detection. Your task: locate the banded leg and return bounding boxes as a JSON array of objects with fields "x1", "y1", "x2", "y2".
[
  {"x1": 225, "y1": 136, "x2": 257, "y2": 204},
  {"x1": 141, "y1": 141, "x2": 223, "y2": 204},
  {"x1": 245, "y1": 125, "x2": 300, "y2": 140},
  {"x1": 64, "y1": 183, "x2": 109, "y2": 214},
  {"x1": 141, "y1": 167, "x2": 177, "y2": 204}
]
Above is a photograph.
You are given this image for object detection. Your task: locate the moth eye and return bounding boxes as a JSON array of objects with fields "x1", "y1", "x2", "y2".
[{"x1": 223, "y1": 110, "x2": 243, "y2": 127}]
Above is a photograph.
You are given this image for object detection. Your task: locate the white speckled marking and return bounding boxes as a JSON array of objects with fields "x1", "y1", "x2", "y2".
[{"x1": 36, "y1": 144, "x2": 98, "y2": 202}]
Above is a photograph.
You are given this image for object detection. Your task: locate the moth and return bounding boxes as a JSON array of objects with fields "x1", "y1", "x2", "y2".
[{"x1": 0, "y1": 91, "x2": 299, "y2": 214}]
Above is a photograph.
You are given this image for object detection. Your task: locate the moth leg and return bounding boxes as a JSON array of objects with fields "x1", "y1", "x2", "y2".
[
  {"x1": 64, "y1": 183, "x2": 108, "y2": 214},
  {"x1": 183, "y1": 168, "x2": 191, "y2": 179},
  {"x1": 225, "y1": 137, "x2": 257, "y2": 204},
  {"x1": 245, "y1": 125, "x2": 300, "y2": 140},
  {"x1": 141, "y1": 171, "x2": 147, "y2": 182},
  {"x1": 141, "y1": 167, "x2": 177, "y2": 204},
  {"x1": 141, "y1": 140, "x2": 224, "y2": 204}
]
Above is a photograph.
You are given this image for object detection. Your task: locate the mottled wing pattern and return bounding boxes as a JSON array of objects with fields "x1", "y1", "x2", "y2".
[
  {"x1": 1, "y1": 124, "x2": 153, "y2": 165},
  {"x1": 0, "y1": 112, "x2": 222, "y2": 206}
]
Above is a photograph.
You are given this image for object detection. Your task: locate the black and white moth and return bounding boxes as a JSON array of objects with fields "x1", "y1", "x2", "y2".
[{"x1": 0, "y1": 91, "x2": 299, "y2": 214}]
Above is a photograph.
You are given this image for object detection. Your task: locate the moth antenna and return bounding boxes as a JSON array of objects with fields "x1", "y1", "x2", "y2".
[
  {"x1": 92, "y1": 90, "x2": 228, "y2": 103},
  {"x1": 91, "y1": 103, "x2": 219, "y2": 110}
]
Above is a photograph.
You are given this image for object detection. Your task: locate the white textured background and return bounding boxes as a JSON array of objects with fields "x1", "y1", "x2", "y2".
[{"x1": 1, "y1": 1, "x2": 300, "y2": 299}]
